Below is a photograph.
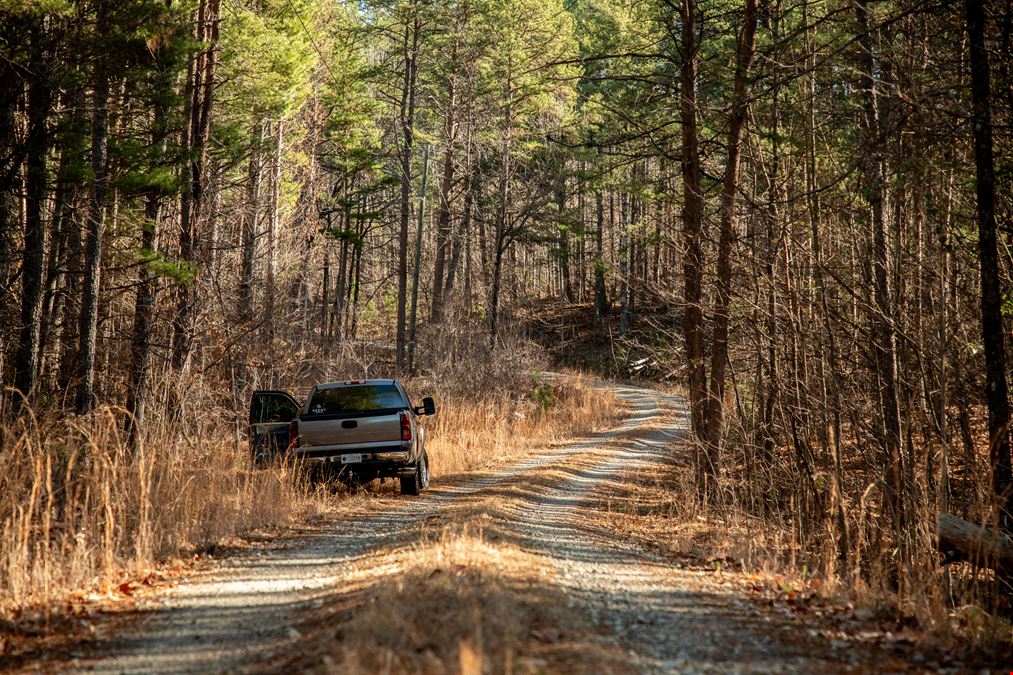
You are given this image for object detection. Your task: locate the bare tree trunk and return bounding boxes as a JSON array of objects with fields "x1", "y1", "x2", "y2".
[
  {"x1": 265, "y1": 119, "x2": 283, "y2": 342},
  {"x1": 964, "y1": 0, "x2": 1012, "y2": 543},
  {"x1": 618, "y1": 191, "x2": 630, "y2": 338},
  {"x1": 444, "y1": 168, "x2": 472, "y2": 303},
  {"x1": 76, "y1": 0, "x2": 109, "y2": 415},
  {"x1": 679, "y1": 0, "x2": 709, "y2": 496},
  {"x1": 0, "y1": 26, "x2": 20, "y2": 293},
  {"x1": 489, "y1": 237, "x2": 505, "y2": 343},
  {"x1": 803, "y1": 0, "x2": 848, "y2": 570},
  {"x1": 489, "y1": 62, "x2": 513, "y2": 346},
  {"x1": 320, "y1": 248, "x2": 330, "y2": 342},
  {"x1": 171, "y1": 0, "x2": 220, "y2": 371},
  {"x1": 14, "y1": 21, "x2": 50, "y2": 407},
  {"x1": 431, "y1": 43, "x2": 458, "y2": 322},
  {"x1": 703, "y1": 0, "x2": 757, "y2": 496},
  {"x1": 593, "y1": 189, "x2": 608, "y2": 339},
  {"x1": 557, "y1": 171, "x2": 573, "y2": 303},
  {"x1": 855, "y1": 0, "x2": 906, "y2": 573},
  {"x1": 126, "y1": 61, "x2": 172, "y2": 446},
  {"x1": 239, "y1": 118, "x2": 265, "y2": 326},
  {"x1": 396, "y1": 10, "x2": 420, "y2": 372},
  {"x1": 334, "y1": 230, "x2": 348, "y2": 341}
]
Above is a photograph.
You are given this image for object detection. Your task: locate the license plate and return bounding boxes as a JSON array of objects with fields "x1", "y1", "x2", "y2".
[{"x1": 341, "y1": 454, "x2": 363, "y2": 464}]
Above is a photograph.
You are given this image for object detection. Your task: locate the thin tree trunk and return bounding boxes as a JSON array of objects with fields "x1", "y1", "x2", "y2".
[
  {"x1": 855, "y1": 0, "x2": 906, "y2": 573},
  {"x1": 171, "y1": 0, "x2": 220, "y2": 370},
  {"x1": 618, "y1": 192, "x2": 630, "y2": 338},
  {"x1": 803, "y1": 0, "x2": 848, "y2": 570},
  {"x1": 321, "y1": 248, "x2": 330, "y2": 342},
  {"x1": 593, "y1": 189, "x2": 608, "y2": 339},
  {"x1": 407, "y1": 144, "x2": 430, "y2": 372},
  {"x1": 126, "y1": 63, "x2": 172, "y2": 446},
  {"x1": 679, "y1": 0, "x2": 709, "y2": 495},
  {"x1": 239, "y1": 119, "x2": 265, "y2": 326},
  {"x1": 14, "y1": 21, "x2": 51, "y2": 407},
  {"x1": 964, "y1": 0, "x2": 1012, "y2": 540},
  {"x1": 0, "y1": 24, "x2": 20, "y2": 293},
  {"x1": 396, "y1": 10, "x2": 420, "y2": 372},
  {"x1": 444, "y1": 169, "x2": 472, "y2": 303},
  {"x1": 489, "y1": 62, "x2": 513, "y2": 345},
  {"x1": 265, "y1": 119, "x2": 283, "y2": 342},
  {"x1": 703, "y1": 0, "x2": 757, "y2": 495},
  {"x1": 76, "y1": 0, "x2": 109, "y2": 414},
  {"x1": 558, "y1": 171, "x2": 573, "y2": 303},
  {"x1": 431, "y1": 45, "x2": 459, "y2": 322}
]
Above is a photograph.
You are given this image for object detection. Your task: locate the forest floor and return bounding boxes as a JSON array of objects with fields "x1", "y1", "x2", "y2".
[{"x1": 2, "y1": 379, "x2": 990, "y2": 674}]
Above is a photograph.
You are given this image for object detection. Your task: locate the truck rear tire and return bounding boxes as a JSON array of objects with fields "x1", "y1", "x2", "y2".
[{"x1": 400, "y1": 451, "x2": 429, "y2": 495}]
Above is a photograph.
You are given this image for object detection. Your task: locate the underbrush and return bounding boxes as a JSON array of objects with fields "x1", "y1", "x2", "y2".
[
  {"x1": 318, "y1": 529, "x2": 550, "y2": 674},
  {"x1": 0, "y1": 381, "x2": 315, "y2": 624},
  {"x1": 424, "y1": 374, "x2": 617, "y2": 478},
  {"x1": 596, "y1": 430, "x2": 1012, "y2": 666}
]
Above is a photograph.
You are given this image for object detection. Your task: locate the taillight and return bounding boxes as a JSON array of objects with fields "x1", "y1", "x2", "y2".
[
  {"x1": 400, "y1": 411, "x2": 412, "y2": 441},
  {"x1": 288, "y1": 420, "x2": 299, "y2": 448}
]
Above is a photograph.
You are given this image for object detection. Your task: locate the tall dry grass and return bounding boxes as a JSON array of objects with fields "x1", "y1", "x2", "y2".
[
  {"x1": 424, "y1": 376, "x2": 619, "y2": 478},
  {"x1": 0, "y1": 376, "x2": 316, "y2": 621}
]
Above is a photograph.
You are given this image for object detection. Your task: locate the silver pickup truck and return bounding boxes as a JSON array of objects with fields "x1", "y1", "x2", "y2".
[{"x1": 249, "y1": 379, "x2": 435, "y2": 495}]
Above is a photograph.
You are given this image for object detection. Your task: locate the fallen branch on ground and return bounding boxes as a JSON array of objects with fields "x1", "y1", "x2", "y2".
[{"x1": 937, "y1": 513, "x2": 1013, "y2": 567}]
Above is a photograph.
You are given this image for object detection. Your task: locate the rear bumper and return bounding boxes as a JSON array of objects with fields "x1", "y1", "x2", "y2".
[{"x1": 295, "y1": 449, "x2": 415, "y2": 477}]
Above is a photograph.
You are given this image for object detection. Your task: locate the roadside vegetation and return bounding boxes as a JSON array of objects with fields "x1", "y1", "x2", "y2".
[
  {"x1": 528, "y1": 299, "x2": 1012, "y2": 660},
  {"x1": 0, "y1": 328, "x2": 617, "y2": 649}
]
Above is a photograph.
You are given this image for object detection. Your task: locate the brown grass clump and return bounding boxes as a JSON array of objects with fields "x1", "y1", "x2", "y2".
[
  {"x1": 322, "y1": 529, "x2": 538, "y2": 674},
  {"x1": 297, "y1": 526, "x2": 625, "y2": 675}
]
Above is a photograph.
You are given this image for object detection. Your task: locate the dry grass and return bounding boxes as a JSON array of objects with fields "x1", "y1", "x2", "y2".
[
  {"x1": 590, "y1": 447, "x2": 1013, "y2": 668},
  {"x1": 0, "y1": 341, "x2": 618, "y2": 653},
  {"x1": 424, "y1": 375, "x2": 620, "y2": 478},
  {"x1": 318, "y1": 528, "x2": 561, "y2": 674},
  {"x1": 0, "y1": 398, "x2": 316, "y2": 625},
  {"x1": 290, "y1": 525, "x2": 630, "y2": 675}
]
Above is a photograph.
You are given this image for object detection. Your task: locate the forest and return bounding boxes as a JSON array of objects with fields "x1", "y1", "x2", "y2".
[{"x1": 1, "y1": 0, "x2": 1012, "y2": 657}]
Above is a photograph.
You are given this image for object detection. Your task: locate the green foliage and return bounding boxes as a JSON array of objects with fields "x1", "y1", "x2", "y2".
[
  {"x1": 113, "y1": 165, "x2": 180, "y2": 197},
  {"x1": 0, "y1": 0, "x2": 70, "y2": 15},
  {"x1": 218, "y1": 0, "x2": 319, "y2": 119},
  {"x1": 531, "y1": 374, "x2": 556, "y2": 411},
  {"x1": 137, "y1": 248, "x2": 198, "y2": 285},
  {"x1": 322, "y1": 227, "x2": 365, "y2": 247}
]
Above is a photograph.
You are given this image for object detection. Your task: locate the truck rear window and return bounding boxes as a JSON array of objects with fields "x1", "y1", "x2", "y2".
[{"x1": 307, "y1": 384, "x2": 406, "y2": 416}]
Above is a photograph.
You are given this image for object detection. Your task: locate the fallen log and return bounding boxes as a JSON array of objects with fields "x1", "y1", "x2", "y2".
[{"x1": 937, "y1": 513, "x2": 1013, "y2": 567}]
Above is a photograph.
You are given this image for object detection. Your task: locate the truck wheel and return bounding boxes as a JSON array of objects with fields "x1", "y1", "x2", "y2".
[
  {"x1": 400, "y1": 451, "x2": 429, "y2": 496},
  {"x1": 419, "y1": 451, "x2": 430, "y2": 490}
]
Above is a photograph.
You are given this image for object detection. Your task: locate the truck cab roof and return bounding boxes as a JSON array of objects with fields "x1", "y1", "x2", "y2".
[{"x1": 313, "y1": 379, "x2": 398, "y2": 390}]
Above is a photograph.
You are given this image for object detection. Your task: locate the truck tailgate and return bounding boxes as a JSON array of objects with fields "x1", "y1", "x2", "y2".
[{"x1": 299, "y1": 413, "x2": 402, "y2": 448}]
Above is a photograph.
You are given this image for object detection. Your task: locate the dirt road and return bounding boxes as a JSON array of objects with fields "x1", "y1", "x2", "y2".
[{"x1": 62, "y1": 381, "x2": 915, "y2": 674}]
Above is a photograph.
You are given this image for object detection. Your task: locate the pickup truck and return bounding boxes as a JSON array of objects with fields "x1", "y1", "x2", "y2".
[{"x1": 249, "y1": 379, "x2": 435, "y2": 495}]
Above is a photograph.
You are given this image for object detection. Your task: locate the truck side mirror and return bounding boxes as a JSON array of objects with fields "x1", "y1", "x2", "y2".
[{"x1": 422, "y1": 397, "x2": 436, "y2": 416}]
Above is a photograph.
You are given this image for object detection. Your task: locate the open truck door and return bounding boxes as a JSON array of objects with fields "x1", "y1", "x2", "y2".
[{"x1": 249, "y1": 391, "x2": 301, "y2": 465}]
